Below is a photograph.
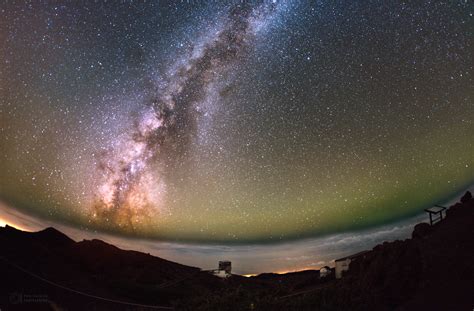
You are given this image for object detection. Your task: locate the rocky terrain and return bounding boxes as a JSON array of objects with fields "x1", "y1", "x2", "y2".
[{"x1": 1, "y1": 192, "x2": 473, "y2": 310}]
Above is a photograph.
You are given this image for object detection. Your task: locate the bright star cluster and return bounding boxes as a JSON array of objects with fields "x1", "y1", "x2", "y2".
[{"x1": 0, "y1": 1, "x2": 472, "y2": 244}]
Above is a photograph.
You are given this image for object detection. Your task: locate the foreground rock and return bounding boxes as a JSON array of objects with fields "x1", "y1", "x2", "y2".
[{"x1": 1, "y1": 192, "x2": 473, "y2": 310}]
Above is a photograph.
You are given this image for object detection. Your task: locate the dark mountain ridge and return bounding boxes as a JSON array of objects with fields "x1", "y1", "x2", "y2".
[{"x1": 1, "y1": 191, "x2": 473, "y2": 310}]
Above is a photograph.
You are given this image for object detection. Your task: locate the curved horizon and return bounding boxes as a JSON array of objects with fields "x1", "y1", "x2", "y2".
[
  {"x1": 1, "y1": 185, "x2": 472, "y2": 275},
  {"x1": 1, "y1": 1, "x2": 472, "y2": 245}
]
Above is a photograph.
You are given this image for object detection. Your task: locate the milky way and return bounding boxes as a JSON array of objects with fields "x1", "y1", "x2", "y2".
[
  {"x1": 1, "y1": 1, "x2": 472, "y2": 243},
  {"x1": 92, "y1": 2, "x2": 283, "y2": 230}
]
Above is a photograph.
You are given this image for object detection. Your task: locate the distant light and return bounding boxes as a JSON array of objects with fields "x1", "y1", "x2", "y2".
[
  {"x1": 242, "y1": 274, "x2": 257, "y2": 277},
  {"x1": 0, "y1": 218, "x2": 28, "y2": 231}
]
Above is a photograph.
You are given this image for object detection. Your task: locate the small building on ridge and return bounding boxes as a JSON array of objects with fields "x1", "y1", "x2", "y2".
[{"x1": 335, "y1": 250, "x2": 369, "y2": 279}]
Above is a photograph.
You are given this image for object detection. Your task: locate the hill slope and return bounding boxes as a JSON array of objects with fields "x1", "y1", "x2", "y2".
[
  {"x1": 1, "y1": 192, "x2": 473, "y2": 310},
  {"x1": 0, "y1": 225, "x2": 220, "y2": 310},
  {"x1": 253, "y1": 191, "x2": 474, "y2": 311}
]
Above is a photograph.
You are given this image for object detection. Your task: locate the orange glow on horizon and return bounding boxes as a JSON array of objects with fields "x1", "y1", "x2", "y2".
[
  {"x1": 0, "y1": 217, "x2": 29, "y2": 231},
  {"x1": 242, "y1": 274, "x2": 257, "y2": 277},
  {"x1": 242, "y1": 266, "x2": 329, "y2": 277}
]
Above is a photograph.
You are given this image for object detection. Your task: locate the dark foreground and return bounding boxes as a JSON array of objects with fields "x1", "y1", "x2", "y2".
[{"x1": 1, "y1": 192, "x2": 473, "y2": 310}]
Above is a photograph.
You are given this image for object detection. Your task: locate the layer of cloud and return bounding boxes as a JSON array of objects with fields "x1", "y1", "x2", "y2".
[{"x1": 1, "y1": 185, "x2": 470, "y2": 274}]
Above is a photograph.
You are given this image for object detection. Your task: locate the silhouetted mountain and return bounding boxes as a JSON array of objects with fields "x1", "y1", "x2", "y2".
[
  {"x1": 1, "y1": 192, "x2": 473, "y2": 310},
  {"x1": 255, "y1": 192, "x2": 474, "y2": 311},
  {"x1": 0, "y1": 224, "x2": 221, "y2": 310},
  {"x1": 34, "y1": 227, "x2": 76, "y2": 247}
]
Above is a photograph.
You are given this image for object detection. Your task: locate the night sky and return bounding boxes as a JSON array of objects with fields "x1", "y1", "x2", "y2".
[{"x1": 1, "y1": 1, "x2": 472, "y2": 246}]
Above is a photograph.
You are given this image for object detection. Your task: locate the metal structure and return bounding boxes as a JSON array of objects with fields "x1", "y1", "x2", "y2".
[{"x1": 424, "y1": 205, "x2": 447, "y2": 225}]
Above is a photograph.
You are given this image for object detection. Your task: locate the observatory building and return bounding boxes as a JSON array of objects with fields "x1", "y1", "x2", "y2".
[
  {"x1": 319, "y1": 266, "x2": 332, "y2": 278},
  {"x1": 335, "y1": 250, "x2": 369, "y2": 279},
  {"x1": 210, "y1": 260, "x2": 232, "y2": 278}
]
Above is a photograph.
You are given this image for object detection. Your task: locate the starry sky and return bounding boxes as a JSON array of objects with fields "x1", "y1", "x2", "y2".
[{"x1": 1, "y1": 1, "x2": 473, "y2": 246}]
